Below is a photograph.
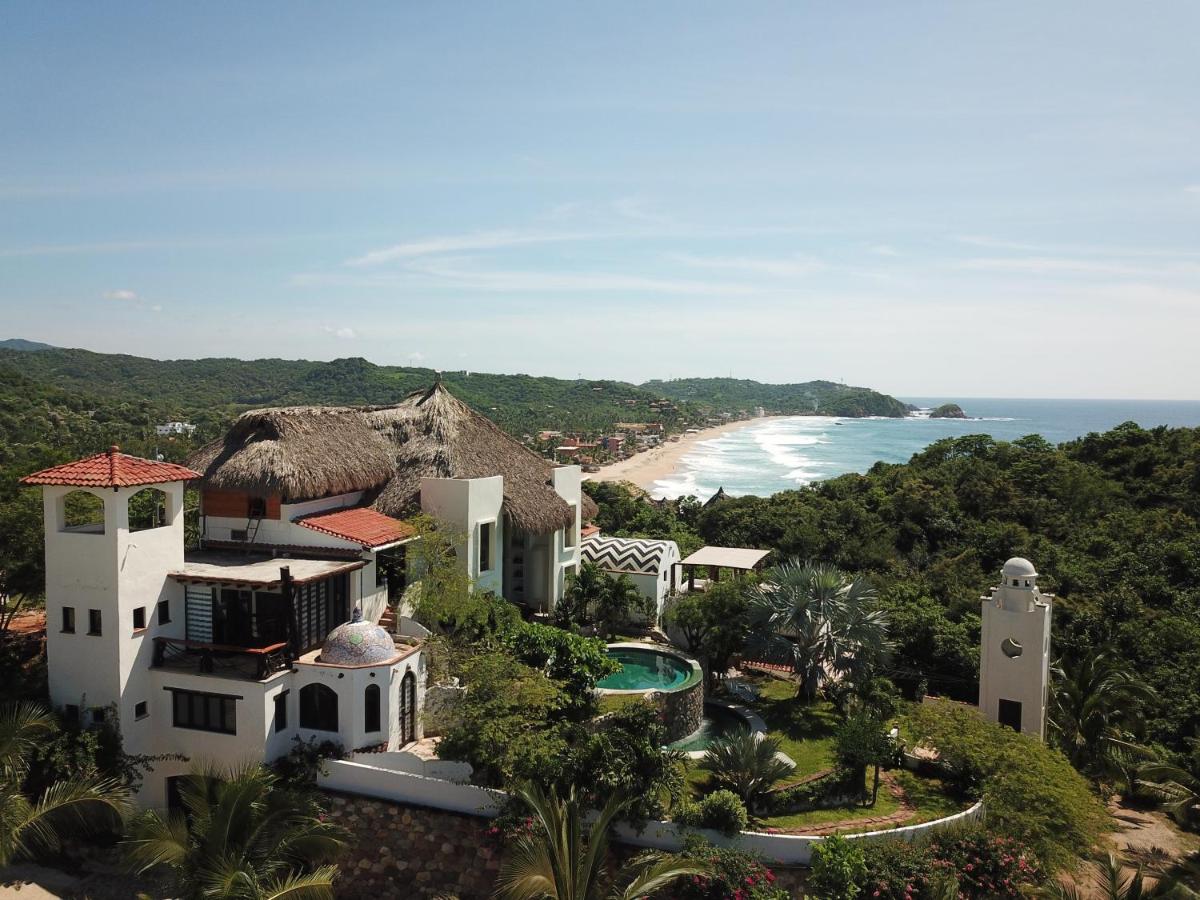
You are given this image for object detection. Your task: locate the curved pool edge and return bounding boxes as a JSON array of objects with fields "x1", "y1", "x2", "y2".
[
  {"x1": 595, "y1": 642, "x2": 704, "y2": 696},
  {"x1": 676, "y1": 699, "x2": 769, "y2": 759}
]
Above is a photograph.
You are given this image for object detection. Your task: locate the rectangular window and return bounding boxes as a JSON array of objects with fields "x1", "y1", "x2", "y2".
[
  {"x1": 563, "y1": 505, "x2": 577, "y2": 548},
  {"x1": 61, "y1": 606, "x2": 75, "y2": 633},
  {"x1": 274, "y1": 691, "x2": 289, "y2": 733},
  {"x1": 157, "y1": 599, "x2": 171, "y2": 625},
  {"x1": 64, "y1": 704, "x2": 79, "y2": 723},
  {"x1": 998, "y1": 698, "x2": 1023, "y2": 732},
  {"x1": 88, "y1": 609, "x2": 102, "y2": 636},
  {"x1": 248, "y1": 496, "x2": 267, "y2": 518},
  {"x1": 479, "y1": 522, "x2": 494, "y2": 573},
  {"x1": 133, "y1": 607, "x2": 146, "y2": 630},
  {"x1": 91, "y1": 707, "x2": 106, "y2": 725},
  {"x1": 170, "y1": 688, "x2": 237, "y2": 735},
  {"x1": 135, "y1": 701, "x2": 148, "y2": 719}
]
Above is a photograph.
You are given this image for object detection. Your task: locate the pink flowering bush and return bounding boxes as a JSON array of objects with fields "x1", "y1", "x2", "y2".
[
  {"x1": 928, "y1": 828, "x2": 1039, "y2": 898},
  {"x1": 675, "y1": 834, "x2": 789, "y2": 900}
]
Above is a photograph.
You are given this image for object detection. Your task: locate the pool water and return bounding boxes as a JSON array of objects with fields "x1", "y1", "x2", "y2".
[
  {"x1": 598, "y1": 647, "x2": 692, "y2": 691},
  {"x1": 670, "y1": 706, "x2": 749, "y2": 751}
]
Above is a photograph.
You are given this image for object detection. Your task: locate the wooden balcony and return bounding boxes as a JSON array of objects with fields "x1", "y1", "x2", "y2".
[{"x1": 152, "y1": 636, "x2": 290, "y2": 681}]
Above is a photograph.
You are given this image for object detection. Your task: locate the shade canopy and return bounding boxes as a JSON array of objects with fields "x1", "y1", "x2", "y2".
[{"x1": 679, "y1": 546, "x2": 770, "y2": 571}]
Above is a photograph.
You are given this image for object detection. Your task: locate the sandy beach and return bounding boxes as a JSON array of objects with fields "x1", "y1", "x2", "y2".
[{"x1": 585, "y1": 417, "x2": 776, "y2": 494}]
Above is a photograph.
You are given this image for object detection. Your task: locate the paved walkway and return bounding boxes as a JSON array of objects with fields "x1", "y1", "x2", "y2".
[{"x1": 768, "y1": 771, "x2": 917, "y2": 836}]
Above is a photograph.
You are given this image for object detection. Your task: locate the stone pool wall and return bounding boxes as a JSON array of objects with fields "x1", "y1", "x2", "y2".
[{"x1": 659, "y1": 677, "x2": 704, "y2": 743}]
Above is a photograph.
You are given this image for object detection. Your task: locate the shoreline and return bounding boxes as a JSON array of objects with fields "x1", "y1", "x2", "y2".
[{"x1": 585, "y1": 416, "x2": 778, "y2": 494}]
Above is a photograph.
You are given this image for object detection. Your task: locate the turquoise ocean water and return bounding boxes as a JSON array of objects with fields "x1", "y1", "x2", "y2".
[{"x1": 650, "y1": 398, "x2": 1200, "y2": 502}]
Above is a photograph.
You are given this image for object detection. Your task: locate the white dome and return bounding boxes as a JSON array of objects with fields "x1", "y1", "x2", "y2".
[
  {"x1": 320, "y1": 619, "x2": 398, "y2": 666},
  {"x1": 1001, "y1": 557, "x2": 1038, "y2": 578}
]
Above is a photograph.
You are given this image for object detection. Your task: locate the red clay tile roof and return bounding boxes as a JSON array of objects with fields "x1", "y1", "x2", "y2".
[
  {"x1": 297, "y1": 507, "x2": 417, "y2": 549},
  {"x1": 20, "y1": 446, "x2": 201, "y2": 488}
]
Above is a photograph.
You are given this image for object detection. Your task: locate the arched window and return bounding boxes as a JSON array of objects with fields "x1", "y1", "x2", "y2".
[
  {"x1": 128, "y1": 487, "x2": 169, "y2": 532},
  {"x1": 364, "y1": 684, "x2": 381, "y2": 733},
  {"x1": 61, "y1": 491, "x2": 105, "y2": 534},
  {"x1": 299, "y1": 683, "x2": 338, "y2": 732},
  {"x1": 398, "y1": 671, "x2": 416, "y2": 745}
]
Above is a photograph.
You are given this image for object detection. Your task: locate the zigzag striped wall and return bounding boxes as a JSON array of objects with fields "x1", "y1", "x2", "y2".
[{"x1": 581, "y1": 534, "x2": 678, "y2": 576}]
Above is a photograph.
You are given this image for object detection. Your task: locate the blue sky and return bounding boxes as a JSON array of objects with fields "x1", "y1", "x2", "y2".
[{"x1": 2, "y1": 2, "x2": 1198, "y2": 398}]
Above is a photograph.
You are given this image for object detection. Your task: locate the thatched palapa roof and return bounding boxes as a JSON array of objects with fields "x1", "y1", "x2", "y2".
[{"x1": 189, "y1": 383, "x2": 596, "y2": 535}]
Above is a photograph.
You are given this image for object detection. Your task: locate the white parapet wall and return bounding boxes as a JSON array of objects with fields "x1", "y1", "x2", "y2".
[{"x1": 317, "y1": 758, "x2": 985, "y2": 866}]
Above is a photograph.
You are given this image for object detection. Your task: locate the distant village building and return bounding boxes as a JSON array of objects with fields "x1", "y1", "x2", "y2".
[
  {"x1": 978, "y1": 557, "x2": 1053, "y2": 740},
  {"x1": 20, "y1": 383, "x2": 595, "y2": 810},
  {"x1": 155, "y1": 421, "x2": 196, "y2": 436}
]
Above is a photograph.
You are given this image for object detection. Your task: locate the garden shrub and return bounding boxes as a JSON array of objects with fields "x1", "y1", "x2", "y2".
[
  {"x1": 676, "y1": 833, "x2": 789, "y2": 900},
  {"x1": 809, "y1": 834, "x2": 867, "y2": 900},
  {"x1": 860, "y1": 839, "x2": 937, "y2": 900},
  {"x1": 763, "y1": 771, "x2": 857, "y2": 815},
  {"x1": 904, "y1": 701, "x2": 1110, "y2": 871},
  {"x1": 675, "y1": 789, "x2": 748, "y2": 836},
  {"x1": 927, "y1": 826, "x2": 1039, "y2": 898}
]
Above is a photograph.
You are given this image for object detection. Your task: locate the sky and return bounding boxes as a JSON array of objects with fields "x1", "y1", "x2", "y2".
[{"x1": 1, "y1": 2, "x2": 1198, "y2": 399}]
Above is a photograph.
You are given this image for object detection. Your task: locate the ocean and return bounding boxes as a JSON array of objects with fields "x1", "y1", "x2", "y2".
[{"x1": 650, "y1": 398, "x2": 1200, "y2": 502}]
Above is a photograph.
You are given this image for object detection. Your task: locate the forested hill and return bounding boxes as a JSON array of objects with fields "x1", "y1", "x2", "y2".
[
  {"x1": 0, "y1": 346, "x2": 912, "y2": 438},
  {"x1": 644, "y1": 377, "x2": 910, "y2": 417}
]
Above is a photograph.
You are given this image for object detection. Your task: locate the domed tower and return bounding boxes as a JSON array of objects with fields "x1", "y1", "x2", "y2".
[{"x1": 978, "y1": 557, "x2": 1053, "y2": 739}]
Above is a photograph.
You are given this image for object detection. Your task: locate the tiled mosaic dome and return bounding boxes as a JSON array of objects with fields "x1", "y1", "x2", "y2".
[{"x1": 320, "y1": 616, "x2": 398, "y2": 666}]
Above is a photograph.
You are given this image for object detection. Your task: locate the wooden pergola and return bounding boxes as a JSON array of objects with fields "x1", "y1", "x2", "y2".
[{"x1": 677, "y1": 546, "x2": 770, "y2": 591}]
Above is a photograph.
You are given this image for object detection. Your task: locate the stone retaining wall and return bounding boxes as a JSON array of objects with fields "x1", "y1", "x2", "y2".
[
  {"x1": 324, "y1": 791, "x2": 502, "y2": 899},
  {"x1": 661, "y1": 677, "x2": 705, "y2": 743}
]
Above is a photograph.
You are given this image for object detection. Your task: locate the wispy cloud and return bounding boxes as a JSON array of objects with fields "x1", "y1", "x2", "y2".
[
  {"x1": 323, "y1": 325, "x2": 357, "y2": 339},
  {"x1": 670, "y1": 253, "x2": 825, "y2": 277},
  {"x1": 345, "y1": 229, "x2": 604, "y2": 267},
  {"x1": 958, "y1": 256, "x2": 1200, "y2": 278},
  {"x1": 871, "y1": 244, "x2": 900, "y2": 257},
  {"x1": 952, "y1": 234, "x2": 1200, "y2": 260},
  {"x1": 104, "y1": 289, "x2": 138, "y2": 302}
]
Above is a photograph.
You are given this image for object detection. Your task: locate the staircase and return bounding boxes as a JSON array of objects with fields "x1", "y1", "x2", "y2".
[{"x1": 378, "y1": 605, "x2": 397, "y2": 633}]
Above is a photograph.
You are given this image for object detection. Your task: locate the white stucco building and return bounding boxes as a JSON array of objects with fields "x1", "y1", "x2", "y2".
[
  {"x1": 978, "y1": 557, "x2": 1053, "y2": 740},
  {"x1": 22, "y1": 383, "x2": 593, "y2": 810},
  {"x1": 580, "y1": 533, "x2": 681, "y2": 624}
]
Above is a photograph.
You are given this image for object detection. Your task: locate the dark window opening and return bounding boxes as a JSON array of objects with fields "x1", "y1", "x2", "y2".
[
  {"x1": 398, "y1": 671, "x2": 416, "y2": 745},
  {"x1": 230, "y1": 529, "x2": 248, "y2": 542},
  {"x1": 171, "y1": 689, "x2": 237, "y2": 735},
  {"x1": 248, "y1": 496, "x2": 268, "y2": 518},
  {"x1": 364, "y1": 684, "x2": 381, "y2": 733},
  {"x1": 378, "y1": 546, "x2": 408, "y2": 603},
  {"x1": 91, "y1": 707, "x2": 106, "y2": 725},
  {"x1": 62, "y1": 606, "x2": 75, "y2": 633},
  {"x1": 299, "y1": 683, "x2": 339, "y2": 732},
  {"x1": 133, "y1": 607, "x2": 146, "y2": 630},
  {"x1": 998, "y1": 698, "x2": 1023, "y2": 732},
  {"x1": 479, "y1": 522, "x2": 494, "y2": 572},
  {"x1": 292, "y1": 575, "x2": 350, "y2": 654},
  {"x1": 88, "y1": 609, "x2": 102, "y2": 636},
  {"x1": 63, "y1": 704, "x2": 79, "y2": 723},
  {"x1": 166, "y1": 776, "x2": 186, "y2": 814},
  {"x1": 274, "y1": 691, "x2": 289, "y2": 733},
  {"x1": 157, "y1": 599, "x2": 171, "y2": 625},
  {"x1": 135, "y1": 701, "x2": 148, "y2": 719},
  {"x1": 212, "y1": 589, "x2": 287, "y2": 648}
]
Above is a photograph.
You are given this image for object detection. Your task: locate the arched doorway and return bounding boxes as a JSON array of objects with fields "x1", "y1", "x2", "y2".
[{"x1": 398, "y1": 671, "x2": 416, "y2": 746}]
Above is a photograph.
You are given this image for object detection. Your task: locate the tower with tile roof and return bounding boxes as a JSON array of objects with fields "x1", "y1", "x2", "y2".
[{"x1": 21, "y1": 447, "x2": 199, "y2": 751}]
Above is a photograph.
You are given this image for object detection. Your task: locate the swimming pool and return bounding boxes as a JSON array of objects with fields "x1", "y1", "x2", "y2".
[
  {"x1": 597, "y1": 646, "x2": 698, "y2": 692},
  {"x1": 670, "y1": 704, "x2": 751, "y2": 752}
]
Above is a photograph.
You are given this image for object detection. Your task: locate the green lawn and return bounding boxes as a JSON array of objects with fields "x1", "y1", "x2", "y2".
[
  {"x1": 742, "y1": 673, "x2": 838, "y2": 778},
  {"x1": 756, "y1": 785, "x2": 903, "y2": 832}
]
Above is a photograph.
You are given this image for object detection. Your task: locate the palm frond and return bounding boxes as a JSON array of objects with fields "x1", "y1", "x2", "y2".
[{"x1": 614, "y1": 852, "x2": 706, "y2": 900}]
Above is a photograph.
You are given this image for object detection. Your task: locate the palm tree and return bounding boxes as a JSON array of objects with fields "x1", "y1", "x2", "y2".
[
  {"x1": 494, "y1": 783, "x2": 705, "y2": 900},
  {"x1": 746, "y1": 561, "x2": 890, "y2": 703},
  {"x1": 124, "y1": 764, "x2": 347, "y2": 900},
  {"x1": 1041, "y1": 852, "x2": 1197, "y2": 899},
  {"x1": 0, "y1": 701, "x2": 130, "y2": 866},
  {"x1": 1138, "y1": 757, "x2": 1200, "y2": 827},
  {"x1": 700, "y1": 730, "x2": 795, "y2": 812},
  {"x1": 1049, "y1": 648, "x2": 1157, "y2": 774}
]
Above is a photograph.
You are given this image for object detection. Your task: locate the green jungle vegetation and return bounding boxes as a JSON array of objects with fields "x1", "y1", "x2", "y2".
[
  {"x1": 586, "y1": 422, "x2": 1200, "y2": 756},
  {"x1": 643, "y1": 376, "x2": 912, "y2": 417}
]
